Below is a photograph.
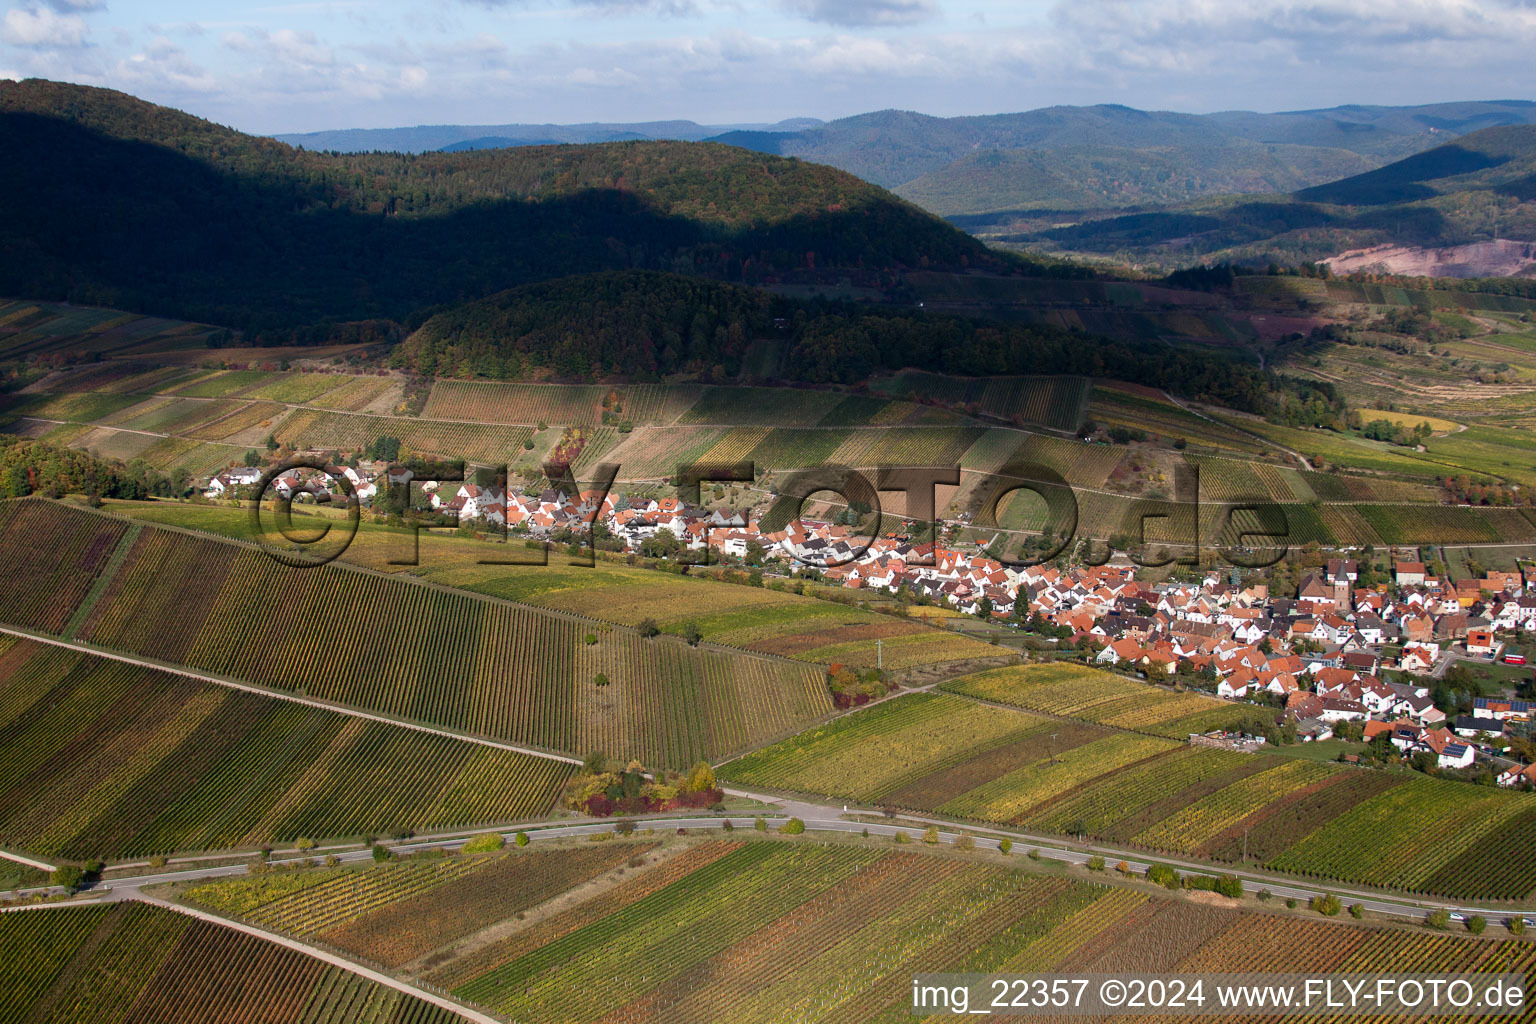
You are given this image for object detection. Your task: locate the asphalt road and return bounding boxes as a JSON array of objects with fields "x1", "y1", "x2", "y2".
[{"x1": 16, "y1": 803, "x2": 1516, "y2": 928}]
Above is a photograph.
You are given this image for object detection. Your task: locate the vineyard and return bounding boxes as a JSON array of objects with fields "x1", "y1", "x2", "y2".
[
  {"x1": 0, "y1": 638, "x2": 571, "y2": 859},
  {"x1": 431, "y1": 560, "x2": 1003, "y2": 672},
  {"x1": 871, "y1": 371, "x2": 1090, "y2": 431},
  {"x1": 247, "y1": 373, "x2": 353, "y2": 404},
  {"x1": 722, "y1": 680, "x2": 1536, "y2": 899},
  {"x1": 186, "y1": 843, "x2": 652, "y2": 969},
  {"x1": 308, "y1": 375, "x2": 397, "y2": 412},
  {"x1": 181, "y1": 836, "x2": 1535, "y2": 1023},
  {"x1": 275, "y1": 410, "x2": 534, "y2": 464},
  {"x1": 677, "y1": 386, "x2": 842, "y2": 427},
  {"x1": 720, "y1": 693, "x2": 1049, "y2": 802},
  {"x1": 0, "y1": 501, "x2": 831, "y2": 768},
  {"x1": 183, "y1": 400, "x2": 288, "y2": 441},
  {"x1": 422, "y1": 381, "x2": 608, "y2": 424},
  {"x1": 0, "y1": 902, "x2": 468, "y2": 1023},
  {"x1": 940, "y1": 663, "x2": 1254, "y2": 738},
  {"x1": 0, "y1": 301, "x2": 218, "y2": 360}
]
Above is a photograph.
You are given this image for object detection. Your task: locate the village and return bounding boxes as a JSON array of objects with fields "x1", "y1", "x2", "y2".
[{"x1": 208, "y1": 459, "x2": 1536, "y2": 788}]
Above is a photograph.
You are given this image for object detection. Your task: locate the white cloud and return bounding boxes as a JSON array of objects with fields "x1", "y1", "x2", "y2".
[
  {"x1": 114, "y1": 36, "x2": 217, "y2": 93},
  {"x1": 781, "y1": 0, "x2": 936, "y2": 27},
  {"x1": 0, "y1": 69, "x2": 21, "y2": 81},
  {"x1": 2, "y1": 7, "x2": 89, "y2": 48}
]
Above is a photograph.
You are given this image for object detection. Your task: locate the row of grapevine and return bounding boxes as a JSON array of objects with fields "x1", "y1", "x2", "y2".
[
  {"x1": 732, "y1": 672, "x2": 1536, "y2": 899},
  {"x1": 0, "y1": 639, "x2": 571, "y2": 859},
  {"x1": 0, "y1": 902, "x2": 469, "y2": 1023},
  {"x1": 3, "y1": 503, "x2": 831, "y2": 768},
  {"x1": 275, "y1": 409, "x2": 532, "y2": 463},
  {"x1": 423, "y1": 381, "x2": 609, "y2": 424},
  {"x1": 0, "y1": 499, "x2": 127, "y2": 633}
]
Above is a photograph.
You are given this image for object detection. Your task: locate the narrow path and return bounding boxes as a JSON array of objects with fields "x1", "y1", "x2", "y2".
[
  {"x1": 0, "y1": 848, "x2": 53, "y2": 872},
  {"x1": 1164, "y1": 391, "x2": 1314, "y2": 471}
]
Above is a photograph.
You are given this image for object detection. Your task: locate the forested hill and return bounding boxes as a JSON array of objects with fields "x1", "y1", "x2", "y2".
[
  {"x1": 0, "y1": 80, "x2": 994, "y2": 333},
  {"x1": 396, "y1": 270, "x2": 1279, "y2": 411}
]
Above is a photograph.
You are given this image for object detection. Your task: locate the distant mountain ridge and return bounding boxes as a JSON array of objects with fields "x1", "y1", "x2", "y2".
[
  {"x1": 1012, "y1": 124, "x2": 1536, "y2": 273},
  {"x1": 273, "y1": 100, "x2": 1536, "y2": 226},
  {"x1": 712, "y1": 101, "x2": 1536, "y2": 189},
  {"x1": 273, "y1": 118, "x2": 823, "y2": 154}
]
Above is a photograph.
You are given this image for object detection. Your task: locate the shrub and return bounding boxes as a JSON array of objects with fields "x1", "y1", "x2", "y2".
[
  {"x1": 615, "y1": 819, "x2": 636, "y2": 836},
  {"x1": 722, "y1": 819, "x2": 735, "y2": 832},
  {"x1": 49, "y1": 865, "x2": 83, "y2": 892},
  {"x1": 246, "y1": 856, "x2": 269, "y2": 876},
  {"x1": 371, "y1": 844, "x2": 391, "y2": 863},
  {"x1": 998, "y1": 839, "x2": 1012, "y2": 855},
  {"x1": 1468, "y1": 915, "x2": 1487, "y2": 935},
  {"x1": 1027, "y1": 848, "x2": 1040, "y2": 861},
  {"x1": 1510, "y1": 917, "x2": 1528, "y2": 936},
  {"x1": 593, "y1": 673, "x2": 609, "y2": 687},
  {"x1": 955, "y1": 834, "x2": 975, "y2": 851},
  {"x1": 922, "y1": 827, "x2": 939, "y2": 845},
  {"x1": 1349, "y1": 903, "x2": 1364, "y2": 919},
  {"x1": 1257, "y1": 889, "x2": 1272, "y2": 902},
  {"x1": 1214, "y1": 874, "x2": 1243, "y2": 899},
  {"x1": 779, "y1": 818, "x2": 805, "y2": 835},
  {"x1": 584, "y1": 633, "x2": 598, "y2": 645},
  {"x1": 684, "y1": 622, "x2": 703, "y2": 646},
  {"x1": 638, "y1": 618, "x2": 661, "y2": 638},
  {"x1": 894, "y1": 831, "x2": 911, "y2": 844},
  {"x1": 1285, "y1": 898, "x2": 1297, "y2": 909},
  {"x1": 1426, "y1": 908, "x2": 1451, "y2": 929},
  {"x1": 514, "y1": 831, "x2": 530, "y2": 847},
  {"x1": 1116, "y1": 861, "x2": 1131, "y2": 875},
  {"x1": 324, "y1": 854, "x2": 340, "y2": 868},
  {"x1": 462, "y1": 832, "x2": 505, "y2": 854},
  {"x1": 148, "y1": 855, "x2": 167, "y2": 870},
  {"x1": 1311, "y1": 894, "x2": 1341, "y2": 916},
  {"x1": 753, "y1": 816, "x2": 767, "y2": 832},
  {"x1": 684, "y1": 761, "x2": 716, "y2": 793},
  {"x1": 1086, "y1": 855, "x2": 1106, "y2": 872},
  {"x1": 1146, "y1": 863, "x2": 1181, "y2": 889}
]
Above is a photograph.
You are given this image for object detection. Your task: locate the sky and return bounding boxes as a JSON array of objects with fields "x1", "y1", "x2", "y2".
[{"x1": 1, "y1": 0, "x2": 1534, "y2": 134}]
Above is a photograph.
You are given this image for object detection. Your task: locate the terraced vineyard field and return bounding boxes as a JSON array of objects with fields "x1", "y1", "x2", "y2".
[
  {"x1": 423, "y1": 381, "x2": 608, "y2": 424},
  {"x1": 246, "y1": 372, "x2": 353, "y2": 404},
  {"x1": 3, "y1": 500, "x2": 830, "y2": 768},
  {"x1": 175, "y1": 837, "x2": 1536, "y2": 1024},
  {"x1": 308, "y1": 375, "x2": 397, "y2": 412},
  {"x1": 721, "y1": 693, "x2": 1050, "y2": 802},
  {"x1": 98, "y1": 498, "x2": 1006, "y2": 676},
  {"x1": 275, "y1": 410, "x2": 533, "y2": 464},
  {"x1": 722, "y1": 676, "x2": 1536, "y2": 900},
  {"x1": 942, "y1": 663, "x2": 1254, "y2": 738},
  {"x1": 185, "y1": 843, "x2": 652, "y2": 968},
  {"x1": 0, "y1": 300, "x2": 219, "y2": 359},
  {"x1": 432, "y1": 561, "x2": 1005, "y2": 672},
  {"x1": 0, "y1": 638, "x2": 571, "y2": 859},
  {"x1": 0, "y1": 902, "x2": 468, "y2": 1023},
  {"x1": 873, "y1": 371, "x2": 1090, "y2": 431},
  {"x1": 168, "y1": 369, "x2": 276, "y2": 398},
  {"x1": 1088, "y1": 386, "x2": 1267, "y2": 454},
  {"x1": 677, "y1": 386, "x2": 842, "y2": 427}
]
